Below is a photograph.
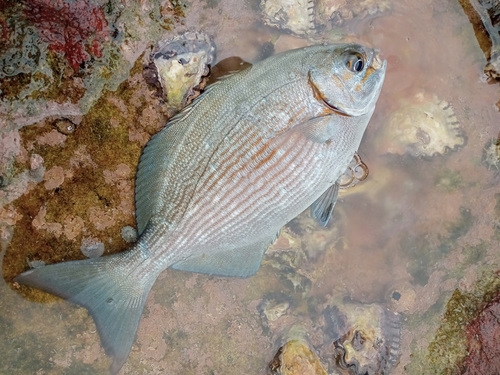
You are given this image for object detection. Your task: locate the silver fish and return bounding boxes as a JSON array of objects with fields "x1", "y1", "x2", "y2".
[{"x1": 15, "y1": 43, "x2": 386, "y2": 373}]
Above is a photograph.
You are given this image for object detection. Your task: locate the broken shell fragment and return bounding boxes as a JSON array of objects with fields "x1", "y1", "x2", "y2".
[{"x1": 338, "y1": 152, "x2": 369, "y2": 189}]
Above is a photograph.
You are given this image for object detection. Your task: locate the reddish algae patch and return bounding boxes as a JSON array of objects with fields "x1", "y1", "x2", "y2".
[{"x1": 25, "y1": 0, "x2": 109, "y2": 70}]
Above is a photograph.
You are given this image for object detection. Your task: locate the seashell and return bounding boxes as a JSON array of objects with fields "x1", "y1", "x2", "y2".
[
  {"x1": 270, "y1": 325, "x2": 329, "y2": 375},
  {"x1": 148, "y1": 32, "x2": 216, "y2": 112},
  {"x1": 315, "y1": 0, "x2": 390, "y2": 27},
  {"x1": 260, "y1": 0, "x2": 390, "y2": 36},
  {"x1": 377, "y1": 92, "x2": 466, "y2": 158},
  {"x1": 260, "y1": 0, "x2": 315, "y2": 35},
  {"x1": 324, "y1": 301, "x2": 401, "y2": 375}
]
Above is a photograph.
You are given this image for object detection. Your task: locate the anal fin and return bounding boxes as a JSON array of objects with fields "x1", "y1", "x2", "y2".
[{"x1": 172, "y1": 238, "x2": 274, "y2": 278}]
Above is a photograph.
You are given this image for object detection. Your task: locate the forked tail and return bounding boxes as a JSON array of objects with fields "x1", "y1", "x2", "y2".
[{"x1": 14, "y1": 251, "x2": 155, "y2": 374}]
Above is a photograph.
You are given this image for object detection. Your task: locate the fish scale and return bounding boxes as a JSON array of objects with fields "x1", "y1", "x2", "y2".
[{"x1": 15, "y1": 43, "x2": 386, "y2": 374}]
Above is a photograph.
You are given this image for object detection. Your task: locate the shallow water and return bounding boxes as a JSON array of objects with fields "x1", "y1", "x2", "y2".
[{"x1": 1, "y1": 0, "x2": 500, "y2": 374}]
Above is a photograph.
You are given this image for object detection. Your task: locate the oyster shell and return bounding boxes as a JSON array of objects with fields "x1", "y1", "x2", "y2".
[
  {"x1": 324, "y1": 302, "x2": 401, "y2": 375},
  {"x1": 147, "y1": 32, "x2": 216, "y2": 113},
  {"x1": 270, "y1": 325, "x2": 329, "y2": 375},
  {"x1": 377, "y1": 92, "x2": 466, "y2": 158}
]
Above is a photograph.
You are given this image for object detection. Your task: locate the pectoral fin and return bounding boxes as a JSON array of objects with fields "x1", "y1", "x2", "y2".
[
  {"x1": 297, "y1": 116, "x2": 341, "y2": 144},
  {"x1": 172, "y1": 238, "x2": 275, "y2": 278},
  {"x1": 310, "y1": 181, "x2": 340, "y2": 226}
]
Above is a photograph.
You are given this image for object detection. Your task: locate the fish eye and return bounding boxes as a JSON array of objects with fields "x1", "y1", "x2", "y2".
[{"x1": 346, "y1": 54, "x2": 365, "y2": 73}]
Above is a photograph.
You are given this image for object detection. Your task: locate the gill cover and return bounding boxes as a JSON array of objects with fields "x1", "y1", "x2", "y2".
[{"x1": 308, "y1": 44, "x2": 386, "y2": 117}]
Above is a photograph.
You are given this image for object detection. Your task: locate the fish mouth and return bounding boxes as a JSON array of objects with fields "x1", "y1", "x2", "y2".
[
  {"x1": 321, "y1": 97, "x2": 365, "y2": 117},
  {"x1": 321, "y1": 97, "x2": 353, "y2": 116},
  {"x1": 308, "y1": 74, "x2": 358, "y2": 117}
]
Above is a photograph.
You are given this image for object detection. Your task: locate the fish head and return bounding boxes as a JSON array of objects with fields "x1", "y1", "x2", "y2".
[{"x1": 307, "y1": 44, "x2": 386, "y2": 117}]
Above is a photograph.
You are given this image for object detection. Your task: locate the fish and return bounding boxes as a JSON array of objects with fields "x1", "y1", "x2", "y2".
[{"x1": 15, "y1": 43, "x2": 386, "y2": 373}]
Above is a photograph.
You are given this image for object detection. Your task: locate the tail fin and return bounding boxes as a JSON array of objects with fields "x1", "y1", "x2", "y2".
[{"x1": 14, "y1": 253, "x2": 155, "y2": 374}]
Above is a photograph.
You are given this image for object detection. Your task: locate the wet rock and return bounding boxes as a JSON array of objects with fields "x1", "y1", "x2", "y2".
[
  {"x1": 147, "y1": 32, "x2": 216, "y2": 114},
  {"x1": 0, "y1": 0, "x2": 186, "y2": 128},
  {"x1": 425, "y1": 271, "x2": 500, "y2": 374},
  {"x1": 463, "y1": 293, "x2": 500, "y2": 375},
  {"x1": 315, "y1": 0, "x2": 390, "y2": 28},
  {"x1": 386, "y1": 281, "x2": 418, "y2": 314},
  {"x1": 458, "y1": 0, "x2": 500, "y2": 81},
  {"x1": 25, "y1": 0, "x2": 110, "y2": 71}
]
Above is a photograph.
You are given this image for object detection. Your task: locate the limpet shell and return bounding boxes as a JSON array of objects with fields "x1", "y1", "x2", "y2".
[
  {"x1": 377, "y1": 92, "x2": 466, "y2": 158},
  {"x1": 261, "y1": 0, "x2": 390, "y2": 36}
]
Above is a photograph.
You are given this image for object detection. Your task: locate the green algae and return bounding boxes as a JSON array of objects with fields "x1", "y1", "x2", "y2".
[
  {"x1": 426, "y1": 271, "x2": 500, "y2": 374},
  {"x1": 435, "y1": 169, "x2": 464, "y2": 191},
  {"x1": 403, "y1": 206, "x2": 474, "y2": 285}
]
